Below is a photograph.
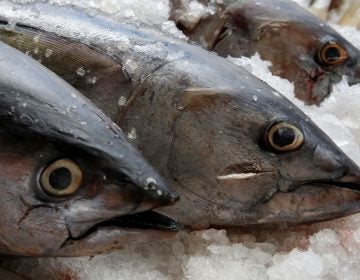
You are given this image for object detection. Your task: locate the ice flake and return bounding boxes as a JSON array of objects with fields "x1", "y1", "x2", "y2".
[
  {"x1": 76, "y1": 67, "x2": 86, "y2": 77},
  {"x1": 44, "y1": 48, "x2": 53, "y2": 57},
  {"x1": 127, "y1": 127, "x2": 137, "y2": 139}
]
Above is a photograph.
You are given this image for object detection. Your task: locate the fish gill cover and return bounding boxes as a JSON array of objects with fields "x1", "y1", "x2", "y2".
[{"x1": 2, "y1": 0, "x2": 360, "y2": 279}]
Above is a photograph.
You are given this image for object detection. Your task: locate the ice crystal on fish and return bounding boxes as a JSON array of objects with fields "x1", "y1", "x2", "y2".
[
  {"x1": 76, "y1": 67, "x2": 86, "y2": 77},
  {"x1": 127, "y1": 127, "x2": 137, "y2": 140},
  {"x1": 44, "y1": 48, "x2": 53, "y2": 58},
  {"x1": 118, "y1": 96, "x2": 127, "y2": 106}
]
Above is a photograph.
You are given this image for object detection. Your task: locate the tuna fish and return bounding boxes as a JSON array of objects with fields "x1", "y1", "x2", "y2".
[
  {"x1": 170, "y1": 0, "x2": 360, "y2": 104},
  {"x1": 1, "y1": 1, "x2": 360, "y2": 234}
]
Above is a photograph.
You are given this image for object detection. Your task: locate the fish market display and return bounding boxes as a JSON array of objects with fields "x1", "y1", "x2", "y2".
[
  {"x1": 0, "y1": 40, "x2": 179, "y2": 257},
  {"x1": 170, "y1": 0, "x2": 360, "y2": 104},
  {"x1": 0, "y1": 0, "x2": 360, "y2": 280},
  {"x1": 2, "y1": 1, "x2": 360, "y2": 230}
]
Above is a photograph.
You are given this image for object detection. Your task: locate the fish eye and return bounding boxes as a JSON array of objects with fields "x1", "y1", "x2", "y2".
[
  {"x1": 40, "y1": 159, "x2": 83, "y2": 197},
  {"x1": 318, "y1": 42, "x2": 348, "y2": 65},
  {"x1": 266, "y1": 122, "x2": 304, "y2": 152}
]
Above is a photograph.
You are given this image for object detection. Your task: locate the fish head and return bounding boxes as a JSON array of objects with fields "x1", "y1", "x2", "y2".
[
  {"x1": 214, "y1": 0, "x2": 360, "y2": 104},
  {"x1": 0, "y1": 42, "x2": 180, "y2": 257},
  {"x1": 155, "y1": 62, "x2": 360, "y2": 228}
]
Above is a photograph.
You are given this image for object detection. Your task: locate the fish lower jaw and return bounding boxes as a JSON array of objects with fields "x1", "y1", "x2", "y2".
[
  {"x1": 256, "y1": 184, "x2": 360, "y2": 226},
  {"x1": 68, "y1": 210, "x2": 182, "y2": 239},
  {"x1": 300, "y1": 180, "x2": 360, "y2": 192},
  {"x1": 278, "y1": 177, "x2": 360, "y2": 193},
  {"x1": 57, "y1": 211, "x2": 182, "y2": 256},
  {"x1": 89, "y1": 210, "x2": 183, "y2": 232}
]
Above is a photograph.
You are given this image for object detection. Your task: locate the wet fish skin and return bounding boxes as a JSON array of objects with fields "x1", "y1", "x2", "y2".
[
  {"x1": 0, "y1": 25, "x2": 132, "y2": 120},
  {"x1": 2, "y1": 2, "x2": 360, "y2": 230},
  {"x1": 0, "y1": 41, "x2": 180, "y2": 257},
  {"x1": 170, "y1": 0, "x2": 360, "y2": 104}
]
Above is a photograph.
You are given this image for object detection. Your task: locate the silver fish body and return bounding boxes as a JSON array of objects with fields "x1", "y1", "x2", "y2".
[
  {"x1": 170, "y1": 0, "x2": 360, "y2": 104},
  {"x1": 1, "y1": 1, "x2": 360, "y2": 232}
]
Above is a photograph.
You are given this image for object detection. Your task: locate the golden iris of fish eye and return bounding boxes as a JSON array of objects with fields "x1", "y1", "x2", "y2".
[
  {"x1": 40, "y1": 159, "x2": 83, "y2": 197},
  {"x1": 267, "y1": 122, "x2": 304, "y2": 152},
  {"x1": 319, "y1": 42, "x2": 348, "y2": 65}
]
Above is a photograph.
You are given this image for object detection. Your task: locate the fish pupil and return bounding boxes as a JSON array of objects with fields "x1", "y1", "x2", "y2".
[
  {"x1": 49, "y1": 167, "x2": 72, "y2": 190},
  {"x1": 325, "y1": 47, "x2": 340, "y2": 61},
  {"x1": 273, "y1": 127, "x2": 296, "y2": 147}
]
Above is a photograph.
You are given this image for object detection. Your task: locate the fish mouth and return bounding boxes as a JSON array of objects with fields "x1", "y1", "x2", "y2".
[
  {"x1": 301, "y1": 180, "x2": 360, "y2": 192},
  {"x1": 278, "y1": 175, "x2": 360, "y2": 194},
  {"x1": 58, "y1": 211, "x2": 181, "y2": 256},
  {"x1": 62, "y1": 177, "x2": 180, "y2": 236},
  {"x1": 82, "y1": 210, "x2": 182, "y2": 234},
  {"x1": 257, "y1": 182, "x2": 360, "y2": 225}
]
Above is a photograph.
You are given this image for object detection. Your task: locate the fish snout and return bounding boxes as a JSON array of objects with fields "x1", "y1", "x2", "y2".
[
  {"x1": 335, "y1": 158, "x2": 360, "y2": 191},
  {"x1": 312, "y1": 144, "x2": 346, "y2": 177},
  {"x1": 343, "y1": 47, "x2": 360, "y2": 86},
  {"x1": 347, "y1": 63, "x2": 360, "y2": 86},
  {"x1": 134, "y1": 174, "x2": 180, "y2": 211},
  {"x1": 338, "y1": 170, "x2": 360, "y2": 185},
  {"x1": 313, "y1": 143, "x2": 360, "y2": 191}
]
